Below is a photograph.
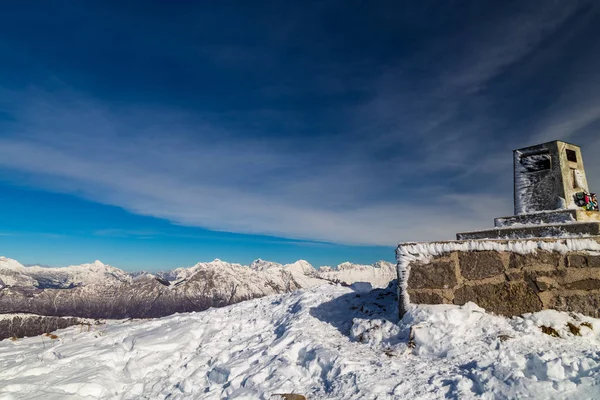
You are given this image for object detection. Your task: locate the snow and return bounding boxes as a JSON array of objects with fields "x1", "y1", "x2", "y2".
[
  {"x1": 398, "y1": 238, "x2": 600, "y2": 260},
  {"x1": 249, "y1": 258, "x2": 285, "y2": 272},
  {"x1": 2, "y1": 284, "x2": 600, "y2": 399},
  {"x1": 317, "y1": 260, "x2": 396, "y2": 288},
  {"x1": 154, "y1": 259, "x2": 395, "y2": 290},
  {"x1": 494, "y1": 210, "x2": 577, "y2": 228}
]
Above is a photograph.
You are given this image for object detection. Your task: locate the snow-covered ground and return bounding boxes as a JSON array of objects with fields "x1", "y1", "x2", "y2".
[
  {"x1": 1, "y1": 283, "x2": 600, "y2": 399},
  {"x1": 317, "y1": 260, "x2": 396, "y2": 288}
]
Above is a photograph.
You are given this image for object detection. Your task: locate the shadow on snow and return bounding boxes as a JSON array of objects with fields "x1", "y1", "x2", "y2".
[{"x1": 309, "y1": 280, "x2": 399, "y2": 338}]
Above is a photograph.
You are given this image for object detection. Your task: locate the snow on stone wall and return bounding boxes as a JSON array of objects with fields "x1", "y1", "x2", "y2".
[{"x1": 397, "y1": 237, "x2": 600, "y2": 318}]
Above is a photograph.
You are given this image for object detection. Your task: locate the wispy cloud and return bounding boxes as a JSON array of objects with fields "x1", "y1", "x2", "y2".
[
  {"x1": 0, "y1": 2, "x2": 599, "y2": 247},
  {"x1": 0, "y1": 88, "x2": 514, "y2": 246}
]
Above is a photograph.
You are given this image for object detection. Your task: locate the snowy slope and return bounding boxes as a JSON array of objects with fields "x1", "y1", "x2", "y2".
[
  {"x1": 1, "y1": 284, "x2": 600, "y2": 399},
  {"x1": 317, "y1": 260, "x2": 396, "y2": 288}
]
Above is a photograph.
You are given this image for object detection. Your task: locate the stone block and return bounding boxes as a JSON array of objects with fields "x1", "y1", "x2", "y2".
[
  {"x1": 564, "y1": 279, "x2": 600, "y2": 290},
  {"x1": 408, "y1": 260, "x2": 457, "y2": 289},
  {"x1": 567, "y1": 254, "x2": 588, "y2": 268},
  {"x1": 506, "y1": 271, "x2": 524, "y2": 281},
  {"x1": 408, "y1": 291, "x2": 444, "y2": 304},
  {"x1": 453, "y1": 282, "x2": 543, "y2": 316},
  {"x1": 458, "y1": 251, "x2": 504, "y2": 280},
  {"x1": 494, "y1": 209, "x2": 578, "y2": 228},
  {"x1": 527, "y1": 269, "x2": 600, "y2": 290},
  {"x1": 509, "y1": 251, "x2": 561, "y2": 270},
  {"x1": 526, "y1": 269, "x2": 567, "y2": 279},
  {"x1": 457, "y1": 222, "x2": 600, "y2": 240},
  {"x1": 548, "y1": 294, "x2": 600, "y2": 318},
  {"x1": 590, "y1": 256, "x2": 600, "y2": 268},
  {"x1": 567, "y1": 254, "x2": 600, "y2": 268},
  {"x1": 494, "y1": 210, "x2": 600, "y2": 228},
  {"x1": 534, "y1": 279, "x2": 551, "y2": 291}
]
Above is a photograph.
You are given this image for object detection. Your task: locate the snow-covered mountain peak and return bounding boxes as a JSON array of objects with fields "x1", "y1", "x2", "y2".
[
  {"x1": 249, "y1": 258, "x2": 283, "y2": 271},
  {"x1": 0, "y1": 255, "x2": 398, "y2": 307},
  {"x1": 283, "y1": 260, "x2": 316, "y2": 275},
  {"x1": 373, "y1": 260, "x2": 394, "y2": 269},
  {"x1": 336, "y1": 261, "x2": 356, "y2": 270},
  {"x1": 319, "y1": 260, "x2": 394, "y2": 272},
  {"x1": 288, "y1": 259, "x2": 312, "y2": 267},
  {"x1": 0, "y1": 256, "x2": 25, "y2": 270},
  {"x1": 162, "y1": 259, "x2": 249, "y2": 284},
  {"x1": 189, "y1": 259, "x2": 229, "y2": 270},
  {"x1": 202, "y1": 259, "x2": 242, "y2": 268},
  {"x1": 0, "y1": 257, "x2": 132, "y2": 289}
]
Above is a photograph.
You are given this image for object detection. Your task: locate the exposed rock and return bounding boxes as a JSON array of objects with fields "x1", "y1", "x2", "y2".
[
  {"x1": 273, "y1": 394, "x2": 307, "y2": 400},
  {"x1": 0, "y1": 314, "x2": 88, "y2": 341}
]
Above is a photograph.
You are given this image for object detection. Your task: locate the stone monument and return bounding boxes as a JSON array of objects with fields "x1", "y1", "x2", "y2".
[
  {"x1": 396, "y1": 140, "x2": 600, "y2": 318},
  {"x1": 457, "y1": 140, "x2": 600, "y2": 240}
]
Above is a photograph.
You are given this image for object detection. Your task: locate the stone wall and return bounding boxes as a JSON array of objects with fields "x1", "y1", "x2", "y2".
[{"x1": 397, "y1": 237, "x2": 600, "y2": 318}]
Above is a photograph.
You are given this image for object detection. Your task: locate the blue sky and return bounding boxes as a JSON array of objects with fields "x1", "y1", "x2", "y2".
[{"x1": 1, "y1": 1, "x2": 600, "y2": 271}]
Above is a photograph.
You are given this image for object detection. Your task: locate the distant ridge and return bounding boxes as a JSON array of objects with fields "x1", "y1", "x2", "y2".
[{"x1": 0, "y1": 256, "x2": 395, "y2": 320}]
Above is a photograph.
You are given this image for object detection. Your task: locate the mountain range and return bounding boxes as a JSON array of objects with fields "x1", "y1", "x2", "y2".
[{"x1": 0, "y1": 256, "x2": 395, "y2": 320}]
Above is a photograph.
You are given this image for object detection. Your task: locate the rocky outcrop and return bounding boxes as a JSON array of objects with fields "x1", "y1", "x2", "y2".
[{"x1": 0, "y1": 314, "x2": 90, "y2": 341}]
